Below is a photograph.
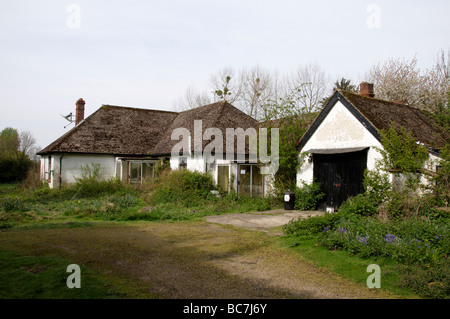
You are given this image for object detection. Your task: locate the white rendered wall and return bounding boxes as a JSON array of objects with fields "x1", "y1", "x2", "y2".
[
  {"x1": 169, "y1": 155, "x2": 207, "y2": 172},
  {"x1": 297, "y1": 100, "x2": 384, "y2": 187},
  {"x1": 43, "y1": 154, "x2": 116, "y2": 188}
]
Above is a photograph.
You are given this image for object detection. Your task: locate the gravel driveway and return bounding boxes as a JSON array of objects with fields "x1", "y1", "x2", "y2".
[{"x1": 205, "y1": 209, "x2": 325, "y2": 235}]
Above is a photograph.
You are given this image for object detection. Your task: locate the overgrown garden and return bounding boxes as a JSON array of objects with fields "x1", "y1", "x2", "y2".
[
  {"x1": 0, "y1": 162, "x2": 279, "y2": 229},
  {"x1": 284, "y1": 125, "x2": 450, "y2": 299}
]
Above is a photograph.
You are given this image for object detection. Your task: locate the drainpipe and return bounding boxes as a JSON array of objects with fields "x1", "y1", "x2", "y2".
[{"x1": 59, "y1": 154, "x2": 65, "y2": 189}]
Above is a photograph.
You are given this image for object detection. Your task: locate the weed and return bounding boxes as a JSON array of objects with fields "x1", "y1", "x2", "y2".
[{"x1": 293, "y1": 181, "x2": 324, "y2": 211}]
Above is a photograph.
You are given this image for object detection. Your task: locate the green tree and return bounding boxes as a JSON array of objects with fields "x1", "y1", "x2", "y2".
[
  {"x1": 261, "y1": 86, "x2": 317, "y2": 193},
  {"x1": 333, "y1": 77, "x2": 358, "y2": 93},
  {"x1": 0, "y1": 127, "x2": 20, "y2": 160},
  {"x1": 431, "y1": 91, "x2": 450, "y2": 135},
  {"x1": 432, "y1": 144, "x2": 450, "y2": 205},
  {"x1": 0, "y1": 127, "x2": 34, "y2": 183},
  {"x1": 378, "y1": 124, "x2": 429, "y2": 174}
]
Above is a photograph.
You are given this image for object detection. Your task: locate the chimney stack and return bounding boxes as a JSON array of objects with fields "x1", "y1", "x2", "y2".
[
  {"x1": 75, "y1": 98, "x2": 85, "y2": 125},
  {"x1": 359, "y1": 82, "x2": 375, "y2": 98}
]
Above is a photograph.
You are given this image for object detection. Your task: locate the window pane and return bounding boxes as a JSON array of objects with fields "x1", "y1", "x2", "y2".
[
  {"x1": 130, "y1": 162, "x2": 141, "y2": 184},
  {"x1": 251, "y1": 166, "x2": 263, "y2": 197},
  {"x1": 142, "y1": 163, "x2": 154, "y2": 183},
  {"x1": 217, "y1": 166, "x2": 229, "y2": 192},
  {"x1": 238, "y1": 165, "x2": 251, "y2": 196}
]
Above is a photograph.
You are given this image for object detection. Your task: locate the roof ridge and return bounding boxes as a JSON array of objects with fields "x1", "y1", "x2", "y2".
[
  {"x1": 338, "y1": 89, "x2": 420, "y2": 110},
  {"x1": 178, "y1": 100, "x2": 227, "y2": 114},
  {"x1": 101, "y1": 104, "x2": 179, "y2": 114}
]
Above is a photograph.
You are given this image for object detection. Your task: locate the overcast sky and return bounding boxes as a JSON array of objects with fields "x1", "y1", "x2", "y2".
[{"x1": 1, "y1": 0, "x2": 449, "y2": 150}]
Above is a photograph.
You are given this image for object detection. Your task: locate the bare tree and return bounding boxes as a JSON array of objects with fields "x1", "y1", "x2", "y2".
[
  {"x1": 368, "y1": 50, "x2": 450, "y2": 111},
  {"x1": 239, "y1": 65, "x2": 277, "y2": 119},
  {"x1": 173, "y1": 85, "x2": 213, "y2": 111},
  {"x1": 420, "y1": 49, "x2": 450, "y2": 111},
  {"x1": 368, "y1": 56, "x2": 422, "y2": 106},
  {"x1": 208, "y1": 66, "x2": 243, "y2": 104},
  {"x1": 174, "y1": 63, "x2": 331, "y2": 117},
  {"x1": 0, "y1": 128, "x2": 39, "y2": 161},
  {"x1": 19, "y1": 131, "x2": 39, "y2": 161},
  {"x1": 286, "y1": 63, "x2": 331, "y2": 112}
]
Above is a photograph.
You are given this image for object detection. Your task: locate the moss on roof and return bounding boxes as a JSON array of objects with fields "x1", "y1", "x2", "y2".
[
  {"x1": 38, "y1": 101, "x2": 259, "y2": 156},
  {"x1": 340, "y1": 90, "x2": 448, "y2": 149}
]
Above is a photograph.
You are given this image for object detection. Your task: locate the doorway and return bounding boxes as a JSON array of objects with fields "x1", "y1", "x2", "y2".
[
  {"x1": 238, "y1": 164, "x2": 263, "y2": 197},
  {"x1": 217, "y1": 165, "x2": 230, "y2": 192},
  {"x1": 313, "y1": 149, "x2": 368, "y2": 210}
]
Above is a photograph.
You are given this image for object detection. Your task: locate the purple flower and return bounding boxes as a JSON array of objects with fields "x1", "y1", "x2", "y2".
[
  {"x1": 385, "y1": 234, "x2": 397, "y2": 243},
  {"x1": 323, "y1": 226, "x2": 331, "y2": 233},
  {"x1": 338, "y1": 227, "x2": 347, "y2": 234},
  {"x1": 358, "y1": 236, "x2": 369, "y2": 244}
]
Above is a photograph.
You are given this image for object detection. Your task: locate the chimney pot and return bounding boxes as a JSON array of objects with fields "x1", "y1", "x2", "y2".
[
  {"x1": 359, "y1": 82, "x2": 375, "y2": 98},
  {"x1": 75, "y1": 98, "x2": 85, "y2": 125}
]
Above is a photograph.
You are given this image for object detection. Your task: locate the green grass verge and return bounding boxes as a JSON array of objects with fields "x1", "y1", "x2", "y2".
[
  {"x1": 278, "y1": 234, "x2": 419, "y2": 298},
  {"x1": 0, "y1": 250, "x2": 155, "y2": 299}
]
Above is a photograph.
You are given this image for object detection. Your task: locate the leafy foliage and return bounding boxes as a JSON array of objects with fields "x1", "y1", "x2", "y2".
[
  {"x1": 149, "y1": 169, "x2": 217, "y2": 205},
  {"x1": 378, "y1": 124, "x2": 429, "y2": 173},
  {"x1": 430, "y1": 144, "x2": 450, "y2": 206},
  {"x1": 0, "y1": 128, "x2": 34, "y2": 183},
  {"x1": 262, "y1": 86, "x2": 317, "y2": 193},
  {"x1": 293, "y1": 181, "x2": 324, "y2": 211},
  {"x1": 74, "y1": 163, "x2": 125, "y2": 198},
  {"x1": 431, "y1": 91, "x2": 450, "y2": 135}
]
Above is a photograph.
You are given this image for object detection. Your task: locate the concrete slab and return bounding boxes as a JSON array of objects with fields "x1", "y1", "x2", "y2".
[{"x1": 205, "y1": 209, "x2": 325, "y2": 235}]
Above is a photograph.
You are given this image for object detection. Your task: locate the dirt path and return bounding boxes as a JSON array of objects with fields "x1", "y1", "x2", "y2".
[
  {"x1": 205, "y1": 209, "x2": 324, "y2": 235},
  {"x1": 0, "y1": 220, "x2": 398, "y2": 299}
]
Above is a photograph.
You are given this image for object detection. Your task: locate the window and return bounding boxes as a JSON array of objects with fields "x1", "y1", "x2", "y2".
[
  {"x1": 115, "y1": 161, "x2": 121, "y2": 179},
  {"x1": 217, "y1": 165, "x2": 229, "y2": 192},
  {"x1": 129, "y1": 162, "x2": 142, "y2": 184},
  {"x1": 142, "y1": 163, "x2": 155, "y2": 182},
  {"x1": 116, "y1": 160, "x2": 155, "y2": 184}
]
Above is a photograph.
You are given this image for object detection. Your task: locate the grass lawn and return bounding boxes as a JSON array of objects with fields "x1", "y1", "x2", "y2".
[
  {"x1": 0, "y1": 250, "x2": 152, "y2": 299},
  {"x1": 0, "y1": 181, "x2": 447, "y2": 299},
  {"x1": 278, "y1": 234, "x2": 419, "y2": 298}
]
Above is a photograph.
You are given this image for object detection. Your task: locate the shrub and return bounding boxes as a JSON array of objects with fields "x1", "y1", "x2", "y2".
[
  {"x1": 293, "y1": 181, "x2": 324, "y2": 211},
  {"x1": 283, "y1": 211, "x2": 342, "y2": 236},
  {"x1": 362, "y1": 168, "x2": 391, "y2": 204},
  {"x1": 149, "y1": 170, "x2": 216, "y2": 205},
  {"x1": 20, "y1": 165, "x2": 42, "y2": 191},
  {"x1": 429, "y1": 143, "x2": 450, "y2": 206},
  {"x1": 379, "y1": 124, "x2": 429, "y2": 173},
  {"x1": 338, "y1": 194, "x2": 379, "y2": 217},
  {"x1": 316, "y1": 215, "x2": 449, "y2": 265},
  {"x1": 0, "y1": 197, "x2": 28, "y2": 212},
  {"x1": 0, "y1": 158, "x2": 33, "y2": 183},
  {"x1": 397, "y1": 262, "x2": 450, "y2": 299},
  {"x1": 73, "y1": 163, "x2": 125, "y2": 198}
]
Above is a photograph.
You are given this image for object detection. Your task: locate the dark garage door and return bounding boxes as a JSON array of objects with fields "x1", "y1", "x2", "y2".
[{"x1": 313, "y1": 148, "x2": 368, "y2": 210}]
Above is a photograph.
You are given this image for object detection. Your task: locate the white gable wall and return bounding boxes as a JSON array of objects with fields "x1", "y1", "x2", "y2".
[{"x1": 297, "y1": 100, "x2": 384, "y2": 186}]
